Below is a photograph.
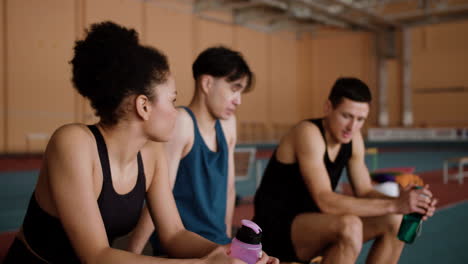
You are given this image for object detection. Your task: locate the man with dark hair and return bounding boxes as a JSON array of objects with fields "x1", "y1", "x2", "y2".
[
  {"x1": 128, "y1": 46, "x2": 253, "y2": 254},
  {"x1": 252, "y1": 77, "x2": 437, "y2": 264}
]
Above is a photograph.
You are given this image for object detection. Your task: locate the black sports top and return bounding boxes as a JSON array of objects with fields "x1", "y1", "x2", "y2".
[
  {"x1": 21, "y1": 125, "x2": 146, "y2": 263},
  {"x1": 254, "y1": 118, "x2": 352, "y2": 216}
]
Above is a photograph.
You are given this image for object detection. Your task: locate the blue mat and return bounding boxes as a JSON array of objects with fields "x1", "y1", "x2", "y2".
[{"x1": 0, "y1": 170, "x2": 38, "y2": 232}]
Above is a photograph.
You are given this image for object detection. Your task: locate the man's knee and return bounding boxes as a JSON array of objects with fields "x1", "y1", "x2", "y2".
[
  {"x1": 381, "y1": 214, "x2": 403, "y2": 235},
  {"x1": 336, "y1": 215, "x2": 363, "y2": 253},
  {"x1": 338, "y1": 214, "x2": 363, "y2": 239}
]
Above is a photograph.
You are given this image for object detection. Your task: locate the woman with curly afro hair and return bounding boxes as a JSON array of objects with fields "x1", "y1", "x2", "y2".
[{"x1": 4, "y1": 21, "x2": 275, "y2": 264}]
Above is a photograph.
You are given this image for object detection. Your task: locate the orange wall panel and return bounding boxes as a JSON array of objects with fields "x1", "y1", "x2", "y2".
[
  {"x1": 413, "y1": 93, "x2": 468, "y2": 126},
  {"x1": 6, "y1": 0, "x2": 76, "y2": 152},
  {"x1": 233, "y1": 26, "x2": 270, "y2": 123},
  {"x1": 84, "y1": 0, "x2": 143, "y2": 35},
  {"x1": 314, "y1": 33, "x2": 367, "y2": 103},
  {"x1": 270, "y1": 32, "x2": 298, "y2": 124},
  {"x1": 423, "y1": 19, "x2": 468, "y2": 52},
  {"x1": 0, "y1": 0, "x2": 4, "y2": 152},
  {"x1": 411, "y1": 20, "x2": 468, "y2": 126},
  {"x1": 193, "y1": 15, "x2": 234, "y2": 56},
  {"x1": 3, "y1": 2, "x2": 468, "y2": 153},
  {"x1": 412, "y1": 50, "x2": 468, "y2": 89},
  {"x1": 297, "y1": 35, "x2": 317, "y2": 120},
  {"x1": 145, "y1": 2, "x2": 194, "y2": 107},
  {"x1": 387, "y1": 59, "x2": 402, "y2": 126},
  {"x1": 313, "y1": 32, "x2": 377, "y2": 127}
]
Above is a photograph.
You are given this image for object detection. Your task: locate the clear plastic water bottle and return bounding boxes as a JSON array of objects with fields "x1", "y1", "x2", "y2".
[
  {"x1": 230, "y1": 219, "x2": 262, "y2": 264},
  {"x1": 397, "y1": 186, "x2": 424, "y2": 244}
]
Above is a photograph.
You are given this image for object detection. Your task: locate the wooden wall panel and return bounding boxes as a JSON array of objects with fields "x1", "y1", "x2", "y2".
[
  {"x1": 0, "y1": 0, "x2": 4, "y2": 152},
  {"x1": 413, "y1": 50, "x2": 468, "y2": 89},
  {"x1": 313, "y1": 32, "x2": 377, "y2": 127},
  {"x1": 360, "y1": 34, "x2": 378, "y2": 130},
  {"x1": 412, "y1": 20, "x2": 468, "y2": 126},
  {"x1": 84, "y1": 0, "x2": 143, "y2": 34},
  {"x1": 192, "y1": 15, "x2": 234, "y2": 56},
  {"x1": 297, "y1": 34, "x2": 317, "y2": 120},
  {"x1": 233, "y1": 26, "x2": 271, "y2": 142},
  {"x1": 387, "y1": 59, "x2": 402, "y2": 126},
  {"x1": 413, "y1": 93, "x2": 468, "y2": 126},
  {"x1": 6, "y1": 0, "x2": 76, "y2": 152},
  {"x1": 3, "y1": 2, "x2": 468, "y2": 154},
  {"x1": 313, "y1": 33, "x2": 368, "y2": 107},
  {"x1": 233, "y1": 26, "x2": 270, "y2": 123},
  {"x1": 421, "y1": 19, "x2": 468, "y2": 53},
  {"x1": 270, "y1": 32, "x2": 298, "y2": 125},
  {"x1": 145, "y1": 2, "x2": 194, "y2": 107}
]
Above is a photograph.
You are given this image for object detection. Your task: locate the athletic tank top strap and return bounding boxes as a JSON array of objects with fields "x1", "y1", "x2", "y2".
[
  {"x1": 87, "y1": 125, "x2": 146, "y2": 243},
  {"x1": 182, "y1": 107, "x2": 204, "y2": 146},
  {"x1": 87, "y1": 125, "x2": 145, "y2": 194},
  {"x1": 88, "y1": 125, "x2": 112, "y2": 184}
]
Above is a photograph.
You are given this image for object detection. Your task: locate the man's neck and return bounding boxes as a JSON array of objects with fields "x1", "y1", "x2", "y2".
[{"x1": 188, "y1": 98, "x2": 217, "y2": 134}]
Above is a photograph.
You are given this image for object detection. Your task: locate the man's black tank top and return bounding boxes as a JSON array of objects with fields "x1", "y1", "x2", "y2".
[
  {"x1": 254, "y1": 118, "x2": 352, "y2": 216},
  {"x1": 20, "y1": 125, "x2": 146, "y2": 263}
]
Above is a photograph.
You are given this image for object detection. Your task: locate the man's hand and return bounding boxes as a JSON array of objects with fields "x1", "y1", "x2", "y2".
[
  {"x1": 396, "y1": 184, "x2": 436, "y2": 219},
  {"x1": 422, "y1": 195, "x2": 437, "y2": 221}
]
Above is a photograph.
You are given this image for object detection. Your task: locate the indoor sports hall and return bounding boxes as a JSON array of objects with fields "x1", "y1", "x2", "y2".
[{"x1": 1, "y1": 0, "x2": 467, "y2": 263}]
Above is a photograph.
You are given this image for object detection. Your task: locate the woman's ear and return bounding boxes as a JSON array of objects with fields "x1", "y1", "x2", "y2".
[{"x1": 136, "y1": 95, "x2": 151, "y2": 120}]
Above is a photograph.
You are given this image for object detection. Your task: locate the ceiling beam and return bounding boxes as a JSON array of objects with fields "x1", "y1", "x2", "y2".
[
  {"x1": 234, "y1": 0, "x2": 350, "y2": 29},
  {"x1": 194, "y1": 0, "x2": 264, "y2": 12},
  {"x1": 386, "y1": 2, "x2": 468, "y2": 22},
  {"x1": 296, "y1": 0, "x2": 382, "y2": 31},
  {"x1": 326, "y1": 0, "x2": 401, "y2": 29}
]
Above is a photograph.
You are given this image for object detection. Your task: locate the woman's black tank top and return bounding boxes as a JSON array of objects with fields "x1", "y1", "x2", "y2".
[{"x1": 20, "y1": 125, "x2": 146, "y2": 263}]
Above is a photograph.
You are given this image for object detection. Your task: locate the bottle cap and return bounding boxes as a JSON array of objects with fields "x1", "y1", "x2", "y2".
[{"x1": 235, "y1": 219, "x2": 262, "y2": 245}]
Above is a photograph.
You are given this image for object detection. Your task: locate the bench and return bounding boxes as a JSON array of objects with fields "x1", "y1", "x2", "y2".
[{"x1": 443, "y1": 156, "x2": 468, "y2": 184}]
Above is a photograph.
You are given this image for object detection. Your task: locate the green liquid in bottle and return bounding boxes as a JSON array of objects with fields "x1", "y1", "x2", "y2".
[{"x1": 397, "y1": 186, "x2": 424, "y2": 244}]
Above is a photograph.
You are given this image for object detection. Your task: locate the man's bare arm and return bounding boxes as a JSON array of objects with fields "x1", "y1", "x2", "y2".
[
  {"x1": 221, "y1": 116, "x2": 237, "y2": 238},
  {"x1": 295, "y1": 122, "x2": 430, "y2": 217}
]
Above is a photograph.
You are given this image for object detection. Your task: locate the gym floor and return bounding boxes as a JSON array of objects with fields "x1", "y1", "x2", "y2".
[{"x1": 1, "y1": 141, "x2": 468, "y2": 263}]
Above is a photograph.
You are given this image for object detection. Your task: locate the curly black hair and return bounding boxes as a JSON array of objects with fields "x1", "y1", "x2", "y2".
[
  {"x1": 71, "y1": 21, "x2": 170, "y2": 125},
  {"x1": 192, "y1": 46, "x2": 254, "y2": 92}
]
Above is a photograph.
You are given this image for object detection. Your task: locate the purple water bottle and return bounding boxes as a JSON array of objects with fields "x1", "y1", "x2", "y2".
[{"x1": 230, "y1": 219, "x2": 263, "y2": 264}]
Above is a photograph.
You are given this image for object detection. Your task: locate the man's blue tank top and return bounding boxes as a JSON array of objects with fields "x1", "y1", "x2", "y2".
[{"x1": 170, "y1": 107, "x2": 230, "y2": 244}]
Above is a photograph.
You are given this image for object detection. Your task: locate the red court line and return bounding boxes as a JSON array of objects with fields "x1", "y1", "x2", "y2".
[{"x1": 0, "y1": 156, "x2": 43, "y2": 172}]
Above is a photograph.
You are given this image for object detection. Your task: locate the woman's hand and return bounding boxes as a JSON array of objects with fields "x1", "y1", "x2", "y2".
[
  {"x1": 203, "y1": 246, "x2": 246, "y2": 264},
  {"x1": 256, "y1": 251, "x2": 279, "y2": 264}
]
